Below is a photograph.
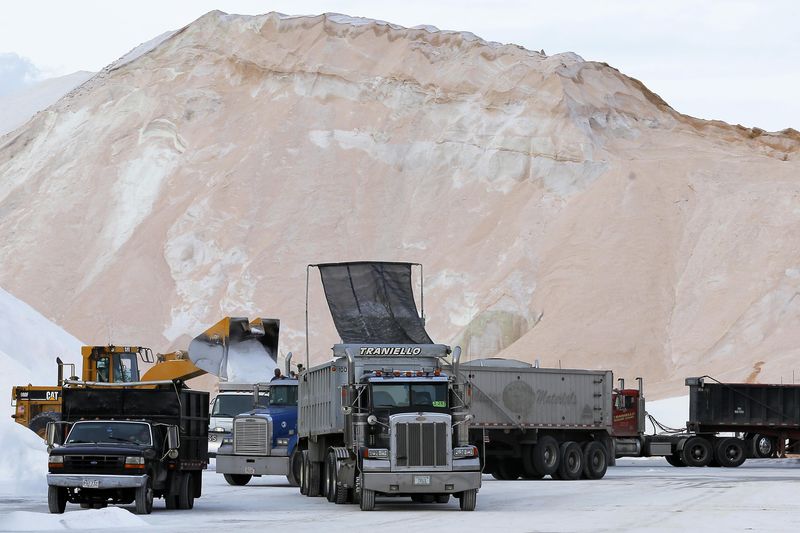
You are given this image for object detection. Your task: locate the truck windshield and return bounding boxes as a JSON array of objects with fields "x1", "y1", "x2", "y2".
[
  {"x1": 212, "y1": 394, "x2": 268, "y2": 417},
  {"x1": 66, "y1": 421, "x2": 151, "y2": 446},
  {"x1": 371, "y1": 382, "x2": 448, "y2": 410},
  {"x1": 269, "y1": 385, "x2": 298, "y2": 406}
]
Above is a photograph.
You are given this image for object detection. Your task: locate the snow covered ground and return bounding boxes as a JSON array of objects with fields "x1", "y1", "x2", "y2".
[{"x1": 1, "y1": 459, "x2": 799, "y2": 532}]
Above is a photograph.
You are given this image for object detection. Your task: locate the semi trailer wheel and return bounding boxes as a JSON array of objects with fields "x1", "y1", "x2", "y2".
[
  {"x1": 360, "y1": 488, "x2": 376, "y2": 511},
  {"x1": 134, "y1": 478, "x2": 154, "y2": 515},
  {"x1": 715, "y1": 437, "x2": 746, "y2": 468},
  {"x1": 459, "y1": 489, "x2": 477, "y2": 511},
  {"x1": 557, "y1": 442, "x2": 583, "y2": 480},
  {"x1": 751, "y1": 434, "x2": 775, "y2": 458},
  {"x1": 582, "y1": 441, "x2": 609, "y2": 479},
  {"x1": 223, "y1": 474, "x2": 251, "y2": 486},
  {"x1": 681, "y1": 437, "x2": 712, "y2": 467},
  {"x1": 532, "y1": 436, "x2": 560, "y2": 476},
  {"x1": 47, "y1": 486, "x2": 67, "y2": 514},
  {"x1": 664, "y1": 453, "x2": 686, "y2": 467}
]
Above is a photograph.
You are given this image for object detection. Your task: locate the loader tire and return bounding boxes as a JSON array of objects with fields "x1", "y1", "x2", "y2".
[{"x1": 30, "y1": 411, "x2": 61, "y2": 439}]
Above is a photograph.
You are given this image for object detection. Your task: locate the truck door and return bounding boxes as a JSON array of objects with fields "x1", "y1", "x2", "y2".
[{"x1": 612, "y1": 391, "x2": 640, "y2": 437}]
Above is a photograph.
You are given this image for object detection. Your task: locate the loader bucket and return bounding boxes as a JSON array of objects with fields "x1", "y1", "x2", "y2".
[{"x1": 188, "y1": 317, "x2": 280, "y2": 382}]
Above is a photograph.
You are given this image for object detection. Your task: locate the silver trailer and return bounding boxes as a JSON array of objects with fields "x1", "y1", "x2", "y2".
[
  {"x1": 462, "y1": 359, "x2": 614, "y2": 480},
  {"x1": 297, "y1": 261, "x2": 481, "y2": 511}
]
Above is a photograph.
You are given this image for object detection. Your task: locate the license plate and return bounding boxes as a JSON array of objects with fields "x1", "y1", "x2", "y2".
[
  {"x1": 413, "y1": 475, "x2": 431, "y2": 486},
  {"x1": 81, "y1": 479, "x2": 99, "y2": 489},
  {"x1": 245, "y1": 466, "x2": 255, "y2": 475}
]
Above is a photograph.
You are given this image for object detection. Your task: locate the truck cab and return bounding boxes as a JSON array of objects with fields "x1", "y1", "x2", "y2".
[
  {"x1": 208, "y1": 386, "x2": 269, "y2": 456},
  {"x1": 215, "y1": 378, "x2": 300, "y2": 486}
]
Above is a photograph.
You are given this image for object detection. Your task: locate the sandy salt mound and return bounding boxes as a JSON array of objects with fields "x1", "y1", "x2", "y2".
[{"x1": 0, "y1": 11, "x2": 799, "y2": 398}]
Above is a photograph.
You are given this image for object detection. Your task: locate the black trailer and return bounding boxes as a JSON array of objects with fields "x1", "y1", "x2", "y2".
[{"x1": 46, "y1": 382, "x2": 209, "y2": 514}]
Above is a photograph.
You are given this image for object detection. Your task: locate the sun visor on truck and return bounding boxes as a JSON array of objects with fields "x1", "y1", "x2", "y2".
[{"x1": 317, "y1": 262, "x2": 433, "y2": 345}]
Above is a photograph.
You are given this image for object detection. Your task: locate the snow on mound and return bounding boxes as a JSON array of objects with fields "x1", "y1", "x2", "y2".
[
  {"x1": 645, "y1": 395, "x2": 690, "y2": 433},
  {"x1": 0, "y1": 287, "x2": 82, "y2": 493},
  {"x1": 4, "y1": 506, "x2": 148, "y2": 530}
]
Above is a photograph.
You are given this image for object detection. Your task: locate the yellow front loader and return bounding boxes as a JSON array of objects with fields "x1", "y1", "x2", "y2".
[{"x1": 11, "y1": 317, "x2": 279, "y2": 437}]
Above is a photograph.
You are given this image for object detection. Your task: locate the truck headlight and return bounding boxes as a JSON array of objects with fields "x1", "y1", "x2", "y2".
[
  {"x1": 125, "y1": 456, "x2": 145, "y2": 469},
  {"x1": 453, "y1": 446, "x2": 478, "y2": 458},
  {"x1": 212, "y1": 426, "x2": 226, "y2": 433},
  {"x1": 48, "y1": 455, "x2": 64, "y2": 468},
  {"x1": 222, "y1": 436, "x2": 233, "y2": 445},
  {"x1": 276, "y1": 438, "x2": 289, "y2": 446},
  {"x1": 362, "y1": 448, "x2": 389, "y2": 459}
]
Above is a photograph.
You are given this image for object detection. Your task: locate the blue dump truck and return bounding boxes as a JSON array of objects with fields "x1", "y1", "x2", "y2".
[{"x1": 214, "y1": 359, "x2": 301, "y2": 486}]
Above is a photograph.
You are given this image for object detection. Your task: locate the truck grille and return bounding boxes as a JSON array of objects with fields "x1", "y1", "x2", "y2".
[
  {"x1": 392, "y1": 415, "x2": 451, "y2": 470},
  {"x1": 234, "y1": 416, "x2": 271, "y2": 455},
  {"x1": 64, "y1": 455, "x2": 124, "y2": 474}
]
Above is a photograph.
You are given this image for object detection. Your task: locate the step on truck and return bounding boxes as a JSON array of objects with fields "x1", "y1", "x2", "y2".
[
  {"x1": 463, "y1": 359, "x2": 614, "y2": 480},
  {"x1": 45, "y1": 380, "x2": 209, "y2": 514},
  {"x1": 614, "y1": 376, "x2": 800, "y2": 467},
  {"x1": 297, "y1": 262, "x2": 481, "y2": 510},
  {"x1": 214, "y1": 357, "x2": 300, "y2": 486}
]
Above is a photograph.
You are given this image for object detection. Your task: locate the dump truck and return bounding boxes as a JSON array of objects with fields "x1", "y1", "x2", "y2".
[
  {"x1": 297, "y1": 262, "x2": 481, "y2": 511},
  {"x1": 462, "y1": 359, "x2": 800, "y2": 476},
  {"x1": 613, "y1": 376, "x2": 800, "y2": 467},
  {"x1": 45, "y1": 381, "x2": 209, "y2": 514},
  {"x1": 207, "y1": 383, "x2": 269, "y2": 457},
  {"x1": 215, "y1": 358, "x2": 300, "y2": 486}
]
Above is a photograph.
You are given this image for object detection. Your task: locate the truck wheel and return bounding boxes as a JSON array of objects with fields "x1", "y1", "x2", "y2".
[
  {"x1": 491, "y1": 459, "x2": 519, "y2": 480},
  {"x1": 435, "y1": 494, "x2": 450, "y2": 504},
  {"x1": 165, "y1": 495, "x2": 178, "y2": 509},
  {"x1": 459, "y1": 489, "x2": 477, "y2": 511},
  {"x1": 178, "y1": 472, "x2": 195, "y2": 510},
  {"x1": 308, "y1": 459, "x2": 321, "y2": 497},
  {"x1": 135, "y1": 478, "x2": 154, "y2": 515},
  {"x1": 557, "y1": 442, "x2": 583, "y2": 480},
  {"x1": 751, "y1": 434, "x2": 775, "y2": 458},
  {"x1": 582, "y1": 441, "x2": 609, "y2": 479},
  {"x1": 715, "y1": 437, "x2": 746, "y2": 468},
  {"x1": 287, "y1": 448, "x2": 302, "y2": 487},
  {"x1": 360, "y1": 488, "x2": 376, "y2": 511},
  {"x1": 325, "y1": 453, "x2": 336, "y2": 503},
  {"x1": 223, "y1": 474, "x2": 252, "y2": 486},
  {"x1": 682, "y1": 437, "x2": 712, "y2": 467},
  {"x1": 664, "y1": 453, "x2": 686, "y2": 467},
  {"x1": 532, "y1": 436, "x2": 560, "y2": 476},
  {"x1": 47, "y1": 486, "x2": 67, "y2": 514}
]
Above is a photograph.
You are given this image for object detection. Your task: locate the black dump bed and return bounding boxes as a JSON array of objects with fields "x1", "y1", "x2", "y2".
[
  {"x1": 62, "y1": 385, "x2": 209, "y2": 464},
  {"x1": 688, "y1": 378, "x2": 800, "y2": 431}
]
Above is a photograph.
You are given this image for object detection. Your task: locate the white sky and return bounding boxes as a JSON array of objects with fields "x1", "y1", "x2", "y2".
[{"x1": 1, "y1": 0, "x2": 798, "y2": 131}]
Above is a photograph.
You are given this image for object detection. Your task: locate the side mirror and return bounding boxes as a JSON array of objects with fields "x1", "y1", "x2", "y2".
[
  {"x1": 46, "y1": 422, "x2": 57, "y2": 449},
  {"x1": 367, "y1": 415, "x2": 378, "y2": 426},
  {"x1": 166, "y1": 426, "x2": 180, "y2": 459}
]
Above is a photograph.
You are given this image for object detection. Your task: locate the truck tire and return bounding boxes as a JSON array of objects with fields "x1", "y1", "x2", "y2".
[
  {"x1": 30, "y1": 411, "x2": 61, "y2": 439},
  {"x1": 223, "y1": 474, "x2": 252, "y2": 486},
  {"x1": 287, "y1": 448, "x2": 302, "y2": 487},
  {"x1": 308, "y1": 459, "x2": 321, "y2": 497},
  {"x1": 715, "y1": 437, "x2": 746, "y2": 468},
  {"x1": 165, "y1": 494, "x2": 179, "y2": 509},
  {"x1": 360, "y1": 488, "x2": 376, "y2": 511},
  {"x1": 459, "y1": 489, "x2": 477, "y2": 511},
  {"x1": 665, "y1": 453, "x2": 686, "y2": 467},
  {"x1": 532, "y1": 436, "x2": 560, "y2": 476},
  {"x1": 681, "y1": 437, "x2": 712, "y2": 467},
  {"x1": 134, "y1": 477, "x2": 154, "y2": 515},
  {"x1": 325, "y1": 453, "x2": 336, "y2": 503},
  {"x1": 557, "y1": 442, "x2": 583, "y2": 480},
  {"x1": 48, "y1": 486, "x2": 67, "y2": 514},
  {"x1": 582, "y1": 441, "x2": 608, "y2": 479},
  {"x1": 491, "y1": 459, "x2": 519, "y2": 480},
  {"x1": 751, "y1": 434, "x2": 775, "y2": 458},
  {"x1": 177, "y1": 472, "x2": 195, "y2": 510}
]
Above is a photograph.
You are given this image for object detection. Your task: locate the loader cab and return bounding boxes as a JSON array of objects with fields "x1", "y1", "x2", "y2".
[
  {"x1": 81, "y1": 346, "x2": 154, "y2": 384},
  {"x1": 612, "y1": 378, "x2": 644, "y2": 437}
]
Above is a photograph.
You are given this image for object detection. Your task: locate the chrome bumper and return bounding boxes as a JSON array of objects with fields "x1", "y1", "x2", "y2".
[
  {"x1": 216, "y1": 454, "x2": 289, "y2": 476},
  {"x1": 47, "y1": 474, "x2": 147, "y2": 489},
  {"x1": 362, "y1": 470, "x2": 481, "y2": 494}
]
